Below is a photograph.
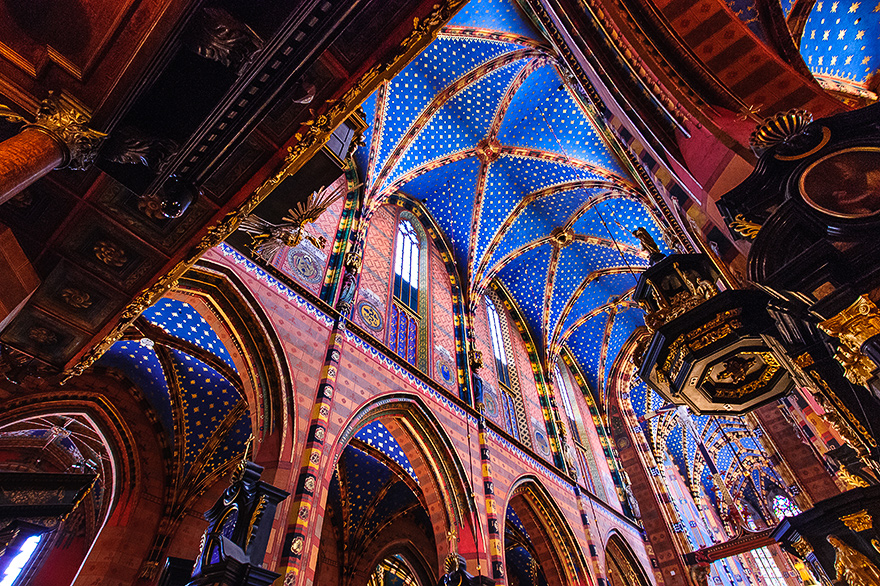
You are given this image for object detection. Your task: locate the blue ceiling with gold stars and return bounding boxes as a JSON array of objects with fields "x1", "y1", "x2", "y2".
[
  {"x1": 355, "y1": 420, "x2": 418, "y2": 481},
  {"x1": 329, "y1": 444, "x2": 428, "y2": 555},
  {"x1": 628, "y1": 380, "x2": 788, "y2": 513},
  {"x1": 505, "y1": 508, "x2": 549, "y2": 586},
  {"x1": 96, "y1": 298, "x2": 250, "y2": 481},
  {"x1": 352, "y1": 0, "x2": 673, "y2": 385},
  {"x1": 800, "y1": 0, "x2": 880, "y2": 98}
]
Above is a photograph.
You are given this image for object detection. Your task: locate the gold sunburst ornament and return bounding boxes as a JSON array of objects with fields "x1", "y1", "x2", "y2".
[
  {"x1": 238, "y1": 182, "x2": 348, "y2": 261},
  {"x1": 749, "y1": 109, "x2": 813, "y2": 154}
]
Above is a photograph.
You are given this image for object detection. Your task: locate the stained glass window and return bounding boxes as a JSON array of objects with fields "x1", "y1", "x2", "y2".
[
  {"x1": 388, "y1": 217, "x2": 421, "y2": 367},
  {"x1": 500, "y1": 388, "x2": 520, "y2": 440},
  {"x1": 0, "y1": 534, "x2": 41, "y2": 586},
  {"x1": 554, "y1": 365, "x2": 581, "y2": 443},
  {"x1": 388, "y1": 304, "x2": 418, "y2": 367},
  {"x1": 486, "y1": 297, "x2": 510, "y2": 387},
  {"x1": 394, "y1": 219, "x2": 420, "y2": 312},
  {"x1": 770, "y1": 494, "x2": 799, "y2": 519},
  {"x1": 750, "y1": 547, "x2": 787, "y2": 586}
]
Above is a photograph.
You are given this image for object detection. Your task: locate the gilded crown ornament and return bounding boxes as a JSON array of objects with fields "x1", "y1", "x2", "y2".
[{"x1": 749, "y1": 109, "x2": 813, "y2": 155}]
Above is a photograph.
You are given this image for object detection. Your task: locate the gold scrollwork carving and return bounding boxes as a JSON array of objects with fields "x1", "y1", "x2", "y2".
[
  {"x1": 838, "y1": 465, "x2": 871, "y2": 489},
  {"x1": 246, "y1": 494, "x2": 268, "y2": 546},
  {"x1": 819, "y1": 295, "x2": 880, "y2": 387},
  {"x1": 0, "y1": 103, "x2": 26, "y2": 124},
  {"x1": 713, "y1": 353, "x2": 780, "y2": 399},
  {"x1": 658, "y1": 310, "x2": 741, "y2": 380},
  {"x1": 792, "y1": 536, "x2": 813, "y2": 558},
  {"x1": 729, "y1": 215, "x2": 762, "y2": 240},
  {"x1": 62, "y1": 0, "x2": 466, "y2": 382},
  {"x1": 795, "y1": 352, "x2": 814, "y2": 369},
  {"x1": 28, "y1": 93, "x2": 106, "y2": 170},
  {"x1": 810, "y1": 372, "x2": 877, "y2": 458}
]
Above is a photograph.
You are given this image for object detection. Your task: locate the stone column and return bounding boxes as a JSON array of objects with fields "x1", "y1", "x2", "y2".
[{"x1": 0, "y1": 95, "x2": 105, "y2": 204}]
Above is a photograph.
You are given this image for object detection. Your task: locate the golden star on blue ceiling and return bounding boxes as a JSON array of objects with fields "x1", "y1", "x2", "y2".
[
  {"x1": 353, "y1": 0, "x2": 672, "y2": 384},
  {"x1": 801, "y1": 0, "x2": 880, "y2": 95},
  {"x1": 96, "y1": 298, "x2": 250, "y2": 476}
]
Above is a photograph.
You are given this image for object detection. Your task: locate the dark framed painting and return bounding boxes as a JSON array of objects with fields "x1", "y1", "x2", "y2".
[{"x1": 799, "y1": 147, "x2": 880, "y2": 219}]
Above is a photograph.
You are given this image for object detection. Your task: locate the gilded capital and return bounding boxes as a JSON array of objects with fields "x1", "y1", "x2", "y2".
[
  {"x1": 841, "y1": 510, "x2": 873, "y2": 532},
  {"x1": 792, "y1": 536, "x2": 813, "y2": 559},
  {"x1": 28, "y1": 94, "x2": 106, "y2": 171},
  {"x1": 343, "y1": 250, "x2": 363, "y2": 274},
  {"x1": 819, "y1": 295, "x2": 880, "y2": 386},
  {"x1": 820, "y1": 295, "x2": 880, "y2": 350}
]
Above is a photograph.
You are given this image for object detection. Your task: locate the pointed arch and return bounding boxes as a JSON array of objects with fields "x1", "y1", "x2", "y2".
[
  {"x1": 369, "y1": 48, "x2": 546, "y2": 197},
  {"x1": 504, "y1": 475, "x2": 593, "y2": 586},
  {"x1": 173, "y1": 259, "x2": 294, "y2": 466},
  {"x1": 604, "y1": 531, "x2": 652, "y2": 586},
  {"x1": 325, "y1": 393, "x2": 481, "y2": 576},
  {"x1": 0, "y1": 378, "x2": 169, "y2": 586},
  {"x1": 382, "y1": 193, "x2": 472, "y2": 402}
]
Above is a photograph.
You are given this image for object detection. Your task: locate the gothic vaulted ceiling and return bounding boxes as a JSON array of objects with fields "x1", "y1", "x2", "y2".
[{"x1": 352, "y1": 0, "x2": 673, "y2": 396}]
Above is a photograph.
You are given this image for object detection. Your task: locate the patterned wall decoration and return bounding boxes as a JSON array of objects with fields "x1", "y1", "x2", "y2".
[{"x1": 358, "y1": 300, "x2": 385, "y2": 332}]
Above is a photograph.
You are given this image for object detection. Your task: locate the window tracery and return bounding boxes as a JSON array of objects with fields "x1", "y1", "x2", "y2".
[
  {"x1": 749, "y1": 547, "x2": 788, "y2": 586},
  {"x1": 389, "y1": 216, "x2": 424, "y2": 368},
  {"x1": 485, "y1": 293, "x2": 528, "y2": 442},
  {"x1": 770, "y1": 494, "x2": 799, "y2": 520}
]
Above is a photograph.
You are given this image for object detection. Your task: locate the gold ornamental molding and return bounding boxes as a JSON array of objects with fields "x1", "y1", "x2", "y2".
[
  {"x1": 1, "y1": 93, "x2": 106, "y2": 170},
  {"x1": 819, "y1": 295, "x2": 880, "y2": 387},
  {"x1": 837, "y1": 465, "x2": 870, "y2": 490},
  {"x1": 728, "y1": 214, "x2": 761, "y2": 240},
  {"x1": 60, "y1": 0, "x2": 468, "y2": 382},
  {"x1": 791, "y1": 536, "x2": 813, "y2": 559},
  {"x1": 840, "y1": 510, "x2": 874, "y2": 532},
  {"x1": 749, "y1": 109, "x2": 812, "y2": 154}
]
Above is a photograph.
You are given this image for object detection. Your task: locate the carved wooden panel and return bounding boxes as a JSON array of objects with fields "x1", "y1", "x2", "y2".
[{"x1": 0, "y1": 0, "x2": 138, "y2": 80}]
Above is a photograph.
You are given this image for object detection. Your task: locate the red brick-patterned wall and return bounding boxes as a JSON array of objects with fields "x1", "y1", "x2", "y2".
[
  {"x1": 353, "y1": 205, "x2": 395, "y2": 334},
  {"x1": 190, "y1": 246, "x2": 656, "y2": 586},
  {"x1": 506, "y1": 300, "x2": 549, "y2": 461},
  {"x1": 431, "y1": 249, "x2": 457, "y2": 390}
]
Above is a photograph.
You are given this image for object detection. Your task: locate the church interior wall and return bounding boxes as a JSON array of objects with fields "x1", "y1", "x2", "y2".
[
  {"x1": 201, "y1": 232, "x2": 654, "y2": 585},
  {"x1": 4, "y1": 0, "x2": 879, "y2": 585}
]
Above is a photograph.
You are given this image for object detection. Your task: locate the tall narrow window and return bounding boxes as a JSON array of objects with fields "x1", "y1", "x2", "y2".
[
  {"x1": 389, "y1": 218, "x2": 421, "y2": 367},
  {"x1": 0, "y1": 533, "x2": 41, "y2": 586},
  {"x1": 749, "y1": 547, "x2": 788, "y2": 586},
  {"x1": 553, "y1": 364, "x2": 604, "y2": 498},
  {"x1": 487, "y1": 296, "x2": 519, "y2": 439},
  {"x1": 554, "y1": 366, "x2": 581, "y2": 444},
  {"x1": 394, "y1": 219, "x2": 420, "y2": 312},
  {"x1": 486, "y1": 297, "x2": 510, "y2": 387}
]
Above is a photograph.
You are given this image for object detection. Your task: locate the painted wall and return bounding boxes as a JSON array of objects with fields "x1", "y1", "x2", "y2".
[{"x1": 204, "y1": 243, "x2": 653, "y2": 586}]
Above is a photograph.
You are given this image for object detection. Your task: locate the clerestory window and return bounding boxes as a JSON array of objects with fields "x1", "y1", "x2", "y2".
[
  {"x1": 486, "y1": 296, "x2": 510, "y2": 387},
  {"x1": 394, "y1": 219, "x2": 420, "y2": 312},
  {"x1": 389, "y1": 218, "x2": 422, "y2": 367}
]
